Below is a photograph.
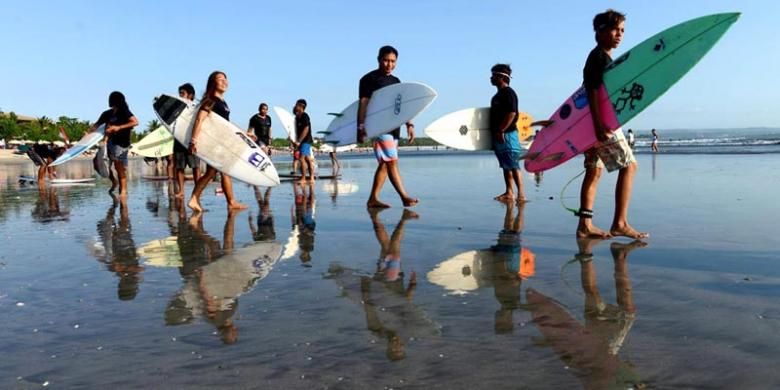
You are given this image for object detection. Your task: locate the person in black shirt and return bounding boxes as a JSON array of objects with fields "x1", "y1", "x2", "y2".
[
  {"x1": 248, "y1": 103, "x2": 273, "y2": 156},
  {"x1": 293, "y1": 99, "x2": 315, "y2": 182},
  {"x1": 577, "y1": 10, "x2": 647, "y2": 240},
  {"x1": 358, "y1": 45, "x2": 418, "y2": 208},
  {"x1": 89, "y1": 91, "x2": 138, "y2": 198},
  {"x1": 489, "y1": 63, "x2": 526, "y2": 203},
  {"x1": 173, "y1": 83, "x2": 201, "y2": 198},
  {"x1": 188, "y1": 71, "x2": 248, "y2": 212}
]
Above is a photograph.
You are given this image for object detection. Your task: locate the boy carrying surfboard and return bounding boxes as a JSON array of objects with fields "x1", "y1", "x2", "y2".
[{"x1": 578, "y1": 9, "x2": 647, "y2": 239}]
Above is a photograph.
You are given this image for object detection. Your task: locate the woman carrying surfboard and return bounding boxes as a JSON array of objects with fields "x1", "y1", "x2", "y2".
[
  {"x1": 88, "y1": 91, "x2": 138, "y2": 198},
  {"x1": 357, "y1": 45, "x2": 418, "y2": 208},
  {"x1": 187, "y1": 71, "x2": 248, "y2": 212}
]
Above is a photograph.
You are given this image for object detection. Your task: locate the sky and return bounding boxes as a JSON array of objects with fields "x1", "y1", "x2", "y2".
[{"x1": 1, "y1": 0, "x2": 777, "y2": 136}]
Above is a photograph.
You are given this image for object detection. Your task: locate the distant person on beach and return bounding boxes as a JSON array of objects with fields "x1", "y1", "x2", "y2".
[
  {"x1": 357, "y1": 45, "x2": 418, "y2": 208},
  {"x1": 173, "y1": 83, "x2": 201, "y2": 198},
  {"x1": 248, "y1": 103, "x2": 273, "y2": 156},
  {"x1": 188, "y1": 71, "x2": 247, "y2": 212},
  {"x1": 329, "y1": 150, "x2": 340, "y2": 175},
  {"x1": 293, "y1": 99, "x2": 315, "y2": 183},
  {"x1": 627, "y1": 129, "x2": 636, "y2": 148},
  {"x1": 489, "y1": 63, "x2": 526, "y2": 203},
  {"x1": 89, "y1": 91, "x2": 138, "y2": 198},
  {"x1": 577, "y1": 9, "x2": 647, "y2": 239},
  {"x1": 651, "y1": 129, "x2": 659, "y2": 153}
]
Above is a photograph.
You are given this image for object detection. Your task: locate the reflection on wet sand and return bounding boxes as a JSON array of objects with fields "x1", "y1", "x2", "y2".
[
  {"x1": 293, "y1": 182, "x2": 316, "y2": 266},
  {"x1": 326, "y1": 208, "x2": 440, "y2": 361},
  {"x1": 31, "y1": 184, "x2": 70, "y2": 223},
  {"x1": 93, "y1": 196, "x2": 143, "y2": 300},
  {"x1": 249, "y1": 186, "x2": 275, "y2": 242},
  {"x1": 427, "y1": 202, "x2": 535, "y2": 333},
  {"x1": 165, "y1": 208, "x2": 282, "y2": 345},
  {"x1": 527, "y1": 239, "x2": 647, "y2": 389}
]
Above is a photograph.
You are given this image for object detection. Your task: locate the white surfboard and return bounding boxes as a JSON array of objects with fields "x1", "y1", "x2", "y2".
[
  {"x1": 424, "y1": 108, "x2": 534, "y2": 151},
  {"x1": 138, "y1": 236, "x2": 182, "y2": 268},
  {"x1": 318, "y1": 143, "x2": 357, "y2": 153},
  {"x1": 322, "y1": 82, "x2": 437, "y2": 145},
  {"x1": 50, "y1": 125, "x2": 105, "y2": 166},
  {"x1": 153, "y1": 94, "x2": 280, "y2": 187},
  {"x1": 273, "y1": 106, "x2": 297, "y2": 142},
  {"x1": 131, "y1": 126, "x2": 174, "y2": 158},
  {"x1": 19, "y1": 175, "x2": 96, "y2": 184},
  {"x1": 93, "y1": 142, "x2": 110, "y2": 178},
  {"x1": 322, "y1": 180, "x2": 359, "y2": 195}
]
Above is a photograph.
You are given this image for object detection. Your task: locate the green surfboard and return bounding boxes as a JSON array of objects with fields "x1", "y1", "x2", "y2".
[{"x1": 605, "y1": 12, "x2": 740, "y2": 124}]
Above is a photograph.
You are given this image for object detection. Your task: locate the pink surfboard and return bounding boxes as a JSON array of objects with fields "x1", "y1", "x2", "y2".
[{"x1": 524, "y1": 85, "x2": 619, "y2": 173}]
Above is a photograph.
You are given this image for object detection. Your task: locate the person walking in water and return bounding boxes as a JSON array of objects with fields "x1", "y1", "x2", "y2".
[
  {"x1": 651, "y1": 129, "x2": 659, "y2": 153},
  {"x1": 576, "y1": 9, "x2": 647, "y2": 239},
  {"x1": 357, "y1": 45, "x2": 418, "y2": 208},
  {"x1": 188, "y1": 71, "x2": 248, "y2": 212},
  {"x1": 88, "y1": 91, "x2": 138, "y2": 198}
]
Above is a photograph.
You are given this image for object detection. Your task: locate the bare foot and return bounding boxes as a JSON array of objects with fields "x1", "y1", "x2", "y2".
[
  {"x1": 577, "y1": 221, "x2": 612, "y2": 239},
  {"x1": 402, "y1": 197, "x2": 419, "y2": 207},
  {"x1": 610, "y1": 224, "x2": 649, "y2": 239},
  {"x1": 494, "y1": 192, "x2": 514, "y2": 202},
  {"x1": 516, "y1": 197, "x2": 529, "y2": 204},
  {"x1": 188, "y1": 197, "x2": 203, "y2": 212},
  {"x1": 174, "y1": 191, "x2": 184, "y2": 199},
  {"x1": 119, "y1": 191, "x2": 128, "y2": 199},
  {"x1": 228, "y1": 202, "x2": 248, "y2": 210},
  {"x1": 367, "y1": 199, "x2": 391, "y2": 209}
]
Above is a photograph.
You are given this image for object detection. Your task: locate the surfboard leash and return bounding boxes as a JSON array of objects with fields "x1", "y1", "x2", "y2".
[{"x1": 560, "y1": 169, "x2": 586, "y2": 216}]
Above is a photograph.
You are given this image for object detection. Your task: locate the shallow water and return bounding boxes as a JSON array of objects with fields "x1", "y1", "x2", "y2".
[{"x1": 1, "y1": 153, "x2": 779, "y2": 389}]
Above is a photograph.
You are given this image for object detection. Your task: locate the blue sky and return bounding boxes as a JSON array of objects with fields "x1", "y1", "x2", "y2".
[{"x1": 1, "y1": 0, "x2": 775, "y2": 136}]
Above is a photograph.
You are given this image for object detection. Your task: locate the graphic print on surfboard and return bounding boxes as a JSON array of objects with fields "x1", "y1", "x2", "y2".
[
  {"x1": 153, "y1": 94, "x2": 280, "y2": 187},
  {"x1": 525, "y1": 13, "x2": 740, "y2": 173}
]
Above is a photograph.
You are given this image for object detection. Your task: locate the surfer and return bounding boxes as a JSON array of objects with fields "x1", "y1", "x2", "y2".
[
  {"x1": 293, "y1": 99, "x2": 316, "y2": 183},
  {"x1": 489, "y1": 63, "x2": 526, "y2": 203},
  {"x1": 172, "y1": 83, "x2": 201, "y2": 198},
  {"x1": 188, "y1": 71, "x2": 248, "y2": 212},
  {"x1": 248, "y1": 103, "x2": 273, "y2": 156},
  {"x1": 88, "y1": 91, "x2": 138, "y2": 197},
  {"x1": 627, "y1": 129, "x2": 636, "y2": 148},
  {"x1": 357, "y1": 45, "x2": 418, "y2": 208},
  {"x1": 577, "y1": 10, "x2": 648, "y2": 239}
]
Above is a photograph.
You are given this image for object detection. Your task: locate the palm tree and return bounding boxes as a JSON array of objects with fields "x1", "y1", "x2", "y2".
[{"x1": 145, "y1": 119, "x2": 161, "y2": 135}]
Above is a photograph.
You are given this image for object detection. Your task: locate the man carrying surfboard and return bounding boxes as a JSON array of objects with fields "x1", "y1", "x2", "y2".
[
  {"x1": 89, "y1": 91, "x2": 139, "y2": 198},
  {"x1": 489, "y1": 64, "x2": 526, "y2": 203},
  {"x1": 357, "y1": 45, "x2": 418, "y2": 208},
  {"x1": 173, "y1": 83, "x2": 201, "y2": 198},
  {"x1": 578, "y1": 10, "x2": 647, "y2": 239}
]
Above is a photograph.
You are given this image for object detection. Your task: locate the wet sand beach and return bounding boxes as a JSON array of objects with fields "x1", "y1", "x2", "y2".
[{"x1": 1, "y1": 152, "x2": 779, "y2": 389}]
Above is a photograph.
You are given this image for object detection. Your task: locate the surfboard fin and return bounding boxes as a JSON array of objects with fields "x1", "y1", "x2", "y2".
[
  {"x1": 326, "y1": 112, "x2": 344, "y2": 117},
  {"x1": 317, "y1": 131, "x2": 332, "y2": 135}
]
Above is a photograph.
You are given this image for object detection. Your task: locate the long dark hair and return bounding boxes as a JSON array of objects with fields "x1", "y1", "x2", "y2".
[
  {"x1": 108, "y1": 91, "x2": 129, "y2": 112},
  {"x1": 200, "y1": 71, "x2": 226, "y2": 113}
]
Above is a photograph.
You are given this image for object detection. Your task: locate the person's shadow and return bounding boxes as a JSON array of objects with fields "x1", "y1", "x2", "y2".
[{"x1": 526, "y1": 238, "x2": 647, "y2": 389}]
